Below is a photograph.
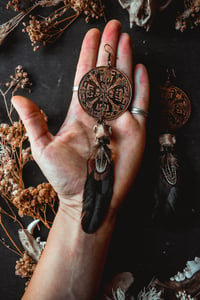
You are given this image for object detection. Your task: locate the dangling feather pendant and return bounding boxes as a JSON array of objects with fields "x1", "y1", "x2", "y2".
[
  {"x1": 81, "y1": 121, "x2": 114, "y2": 234},
  {"x1": 153, "y1": 133, "x2": 180, "y2": 222}
]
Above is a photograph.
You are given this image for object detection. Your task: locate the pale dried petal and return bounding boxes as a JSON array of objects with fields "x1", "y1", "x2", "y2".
[
  {"x1": 118, "y1": 0, "x2": 172, "y2": 30},
  {"x1": 18, "y1": 229, "x2": 43, "y2": 262}
]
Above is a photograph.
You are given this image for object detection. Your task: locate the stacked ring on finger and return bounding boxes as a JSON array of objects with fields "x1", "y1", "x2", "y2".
[
  {"x1": 72, "y1": 86, "x2": 79, "y2": 92},
  {"x1": 131, "y1": 107, "x2": 148, "y2": 118}
]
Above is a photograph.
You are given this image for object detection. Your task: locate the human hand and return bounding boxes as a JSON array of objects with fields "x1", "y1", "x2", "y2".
[{"x1": 12, "y1": 20, "x2": 149, "y2": 225}]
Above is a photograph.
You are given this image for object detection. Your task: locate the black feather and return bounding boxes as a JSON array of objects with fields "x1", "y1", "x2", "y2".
[{"x1": 81, "y1": 146, "x2": 114, "y2": 234}]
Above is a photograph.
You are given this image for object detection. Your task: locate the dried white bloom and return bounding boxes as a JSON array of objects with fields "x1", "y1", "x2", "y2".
[
  {"x1": 112, "y1": 288, "x2": 126, "y2": 300},
  {"x1": 118, "y1": 0, "x2": 172, "y2": 30},
  {"x1": 137, "y1": 287, "x2": 163, "y2": 300}
]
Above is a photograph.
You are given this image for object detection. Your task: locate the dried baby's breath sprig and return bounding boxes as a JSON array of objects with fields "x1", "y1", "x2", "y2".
[
  {"x1": 1, "y1": 0, "x2": 105, "y2": 49},
  {"x1": 6, "y1": 0, "x2": 35, "y2": 12},
  {"x1": 23, "y1": 2, "x2": 77, "y2": 51},
  {"x1": 23, "y1": 0, "x2": 105, "y2": 51},
  {"x1": 0, "y1": 0, "x2": 61, "y2": 45},
  {"x1": 0, "y1": 207, "x2": 24, "y2": 256},
  {"x1": 176, "y1": 290, "x2": 194, "y2": 300},
  {"x1": 0, "y1": 1, "x2": 44, "y2": 45},
  {"x1": 0, "y1": 65, "x2": 32, "y2": 123},
  {"x1": 175, "y1": 0, "x2": 200, "y2": 31},
  {"x1": 0, "y1": 66, "x2": 32, "y2": 217},
  {"x1": 13, "y1": 183, "x2": 58, "y2": 228},
  {"x1": 137, "y1": 287, "x2": 163, "y2": 300},
  {"x1": 0, "y1": 67, "x2": 58, "y2": 290},
  {"x1": 0, "y1": 66, "x2": 57, "y2": 228},
  {"x1": 69, "y1": 0, "x2": 105, "y2": 22},
  {"x1": 15, "y1": 252, "x2": 36, "y2": 278}
]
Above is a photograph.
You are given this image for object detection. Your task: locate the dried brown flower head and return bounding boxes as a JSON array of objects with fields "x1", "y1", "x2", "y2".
[
  {"x1": 15, "y1": 252, "x2": 36, "y2": 278},
  {"x1": 13, "y1": 183, "x2": 58, "y2": 221},
  {"x1": 176, "y1": 0, "x2": 200, "y2": 31},
  {"x1": 7, "y1": 0, "x2": 35, "y2": 12},
  {"x1": 0, "y1": 67, "x2": 58, "y2": 292},
  {"x1": 0, "y1": 66, "x2": 57, "y2": 227},
  {"x1": 0, "y1": 0, "x2": 105, "y2": 50}
]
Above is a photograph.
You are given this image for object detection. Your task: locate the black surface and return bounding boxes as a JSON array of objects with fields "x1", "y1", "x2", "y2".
[{"x1": 0, "y1": 0, "x2": 200, "y2": 299}]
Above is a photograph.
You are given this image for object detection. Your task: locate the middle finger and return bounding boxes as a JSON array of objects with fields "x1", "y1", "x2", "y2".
[{"x1": 96, "y1": 20, "x2": 121, "y2": 67}]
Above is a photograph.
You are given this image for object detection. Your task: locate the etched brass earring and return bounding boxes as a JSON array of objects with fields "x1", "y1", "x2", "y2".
[{"x1": 78, "y1": 44, "x2": 132, "y2": 233}]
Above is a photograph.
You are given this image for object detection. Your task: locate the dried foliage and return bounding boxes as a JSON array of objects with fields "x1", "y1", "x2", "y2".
[
  {"x1": 0, "y1": 0, "x2": 105, "y2": 50},
  {"x1": 15, "y1": 252, "x2": 36, "y2": 278},
  {"x1": 13, "y1": 183, "x2": 57, "y2": 224},
  {"x1": 0, "y1": 66, "x2": 57, "y2": 287},
  {"x1": 0, "y1": 66, "x2": 58, "y2": 225},
  {"x1": 176, "y1": 0, "x2": 200, "y2": 31},
  {"x1": 7, "y1": 0, "x2": 35, "y2": 12}
]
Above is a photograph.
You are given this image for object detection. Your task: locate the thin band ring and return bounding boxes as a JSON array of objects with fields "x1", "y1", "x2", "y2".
[
  {"x1": 72, "y1": 86, "x2": 79, "y2": 92},
  {"x1": 131, "y1": 107, "x2": 148, "y2": 117}
]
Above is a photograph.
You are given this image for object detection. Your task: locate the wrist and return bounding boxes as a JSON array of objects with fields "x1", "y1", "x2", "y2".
[
  {"x1": 57, "y1": 194, "x2": 117, "y2": 239},
  {"x1": 23, "y1": 195, "x2": 117, "y2": 300}
]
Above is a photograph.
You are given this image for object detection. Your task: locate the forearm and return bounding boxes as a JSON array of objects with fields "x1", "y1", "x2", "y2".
[{"x1": 22, "y1": 199, "x2": 117, "y2": 300}]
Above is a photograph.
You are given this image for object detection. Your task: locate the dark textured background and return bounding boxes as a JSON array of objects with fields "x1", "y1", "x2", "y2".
[{"x1": 0, "y1": 0, "x2": 200, "y2": 299}]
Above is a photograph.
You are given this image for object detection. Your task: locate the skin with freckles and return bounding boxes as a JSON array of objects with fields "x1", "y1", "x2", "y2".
[{"x1": 12, "y1": 20, "x2": 149, "y2": 300}]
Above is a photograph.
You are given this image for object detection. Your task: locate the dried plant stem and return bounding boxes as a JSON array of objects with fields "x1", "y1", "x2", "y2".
[
  {"x1": 0, "y1": 0, "x2": 52, "y2": 45},
  {"x1": 17, "y1": 140, "x2": 25, "y2": 187},
  {"x1": 47, "y1": 12, "x2": 79, "y2": 43},
  {"x1": 39, "y1": 216, "x2": 51, "y2": 230},
  {"x1": 0, "y1": 208, "x2": 23, "y2": 229},
  {"x1": 0, "y1": 238, "x2": 21, "y2": 256},
  {"x1": 1, "y1": 191, "x2": 17, "y2": 218},
  {"x1": 50, "y1": 204, "x2": 56, "y2": 216},
  {"x1": 0, "y1": 89, "x2": 13, "y2": 124},
  {"x1": 1, "y1": 0, "x2": 105, "y2": 50},
  {"x1": 0, "y1": 11, "x2": 26, "y2": 45},
  {"x1": 0, "y1": 210, "x2": 23, "y2": 256}
]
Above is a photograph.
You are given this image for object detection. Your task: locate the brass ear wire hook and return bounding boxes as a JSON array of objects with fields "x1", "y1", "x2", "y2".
[{"x1": 104, "y1": 44, "x2": 114, "y2": 67}]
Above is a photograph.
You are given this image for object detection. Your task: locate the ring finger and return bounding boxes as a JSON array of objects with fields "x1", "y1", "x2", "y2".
[{"x1": 131, "y1": 64, "x2": 150, "y2": 126}]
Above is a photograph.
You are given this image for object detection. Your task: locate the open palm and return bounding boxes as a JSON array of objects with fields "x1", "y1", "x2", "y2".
[{"x1": 12, "y1": 20, "x2": 149, "y2": 221}]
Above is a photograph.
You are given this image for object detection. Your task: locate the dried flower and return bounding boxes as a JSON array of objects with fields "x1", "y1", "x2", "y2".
[
  {"x1": 0, "y1": 1, "x2": 45, "y2": 45},
  {"x1": 0, "y1": 66, "x2": 57, "y2": 228},
  {"x1": 0, "y1": 66, "x2": 32, "y2": 204},
  {"x1": 0, "y1": 0, "x2": 105, "y2": 49},
  {"x1": 137, "y1": 287, "x2": 163, "y2": 300},
  {"x1": 176, "y1": 0, "x2": 200, "y2": 31},
  {"x1": 24, "y1": 0, "x2": 105, "y2": 51},
  {"x1": 112, "y1": 288, "x2": 126, "y2": 300},
  {"x1": 0, "y1": 67, "x2": 58, "y2": 293},
  {"x1": 13, "y1": 183, "x2": 58, "y2": 222},
  {"x1": 15, "y1": 252, "x2": 36, "y2": 278},
  {"x1": 6, "y1": 0, "x2": 35, "y2": 12},
  {"x1": 176, "y1": 290, "x2": 194, "y2": 300}
]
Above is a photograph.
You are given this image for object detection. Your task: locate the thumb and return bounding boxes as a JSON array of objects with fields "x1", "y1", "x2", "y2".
[{"x1": 12, "y1": 95, "x2": 52, "y2": 152}]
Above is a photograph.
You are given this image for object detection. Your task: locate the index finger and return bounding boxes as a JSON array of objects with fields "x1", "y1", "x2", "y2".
[{"x1": 66, "y1": 28, "x2": 101, "y2": 123}]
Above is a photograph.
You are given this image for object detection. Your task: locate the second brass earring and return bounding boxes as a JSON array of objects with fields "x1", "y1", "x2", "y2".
[{"x1": 153, "y1": 69, "x2": 191, "y2": 224}]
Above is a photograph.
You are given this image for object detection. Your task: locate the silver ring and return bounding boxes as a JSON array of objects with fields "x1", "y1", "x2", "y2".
[
  {"x1": 72, "y1": 86, "x2": 79, "y2": 92},
  {"x1": 131, "y1": 107, "x2": 148, "y2": 117}
]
